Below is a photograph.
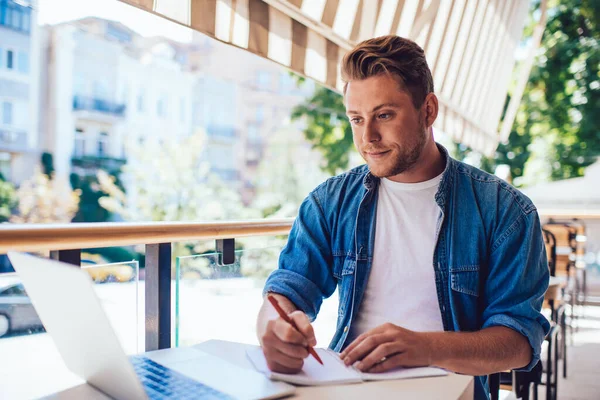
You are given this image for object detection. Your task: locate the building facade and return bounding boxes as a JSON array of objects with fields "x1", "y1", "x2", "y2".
[
  {"x1": 41, "y1": 17, "x2": 321, "y2": 206},
  {"x1": 0, "y1": 0, "x2": 40, "y2": 183}
]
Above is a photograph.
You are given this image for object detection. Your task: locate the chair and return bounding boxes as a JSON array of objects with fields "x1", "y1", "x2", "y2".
[{"x1": 489, "y1": 324, "x2": 560, "y2": 400}]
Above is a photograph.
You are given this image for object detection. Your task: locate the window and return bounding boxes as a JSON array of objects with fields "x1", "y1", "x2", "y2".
[
  {"x1": 0, "y1": 284, "x2": 27, "y2": 297},
  {"x1": 17, "y1": 51, "x2": 28, "y2": 73},
  {"x1": 137, "y1": 90, "x2": 145, "y2": 112},
  {"x1": 73, "y1": 73, "x2": 86, "y2": 96},
  {"x1": 97, "y1": 132, "x2": 108, "y2": 157},
  {"x1": 93, "y1": 80, "x2": 109, "y2": 99},
  {"x1": 22, "y1": 9, "x2": 30, "y2": 32},
  {"x1": 6, "y1": 50, "x2": 14, "y2": 69},
  {"x1": 0, "y1": 1, "x2": 31, "y2": 33},
  {"x1": 157, "y1": 95, "x2": 168, "y2": 118},
  {"x1": 2, "y1": 102, "x2": 13, "y2": 125},
  {"x1": 74, "y1": 128, "x2": 85, "y2": 157}
]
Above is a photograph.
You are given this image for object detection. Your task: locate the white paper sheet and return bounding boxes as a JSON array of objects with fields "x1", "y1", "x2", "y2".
[{"x1": 246, "y1": 347, "x2": 447, "y2": 386}]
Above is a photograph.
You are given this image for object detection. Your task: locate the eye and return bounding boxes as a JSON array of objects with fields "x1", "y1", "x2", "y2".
[
  {"x1": 378, "y1": 113, "x2": 392, "y2": 120},
  {"x1": 349, "y1": 117, "x2": 363, "y2": 124}
]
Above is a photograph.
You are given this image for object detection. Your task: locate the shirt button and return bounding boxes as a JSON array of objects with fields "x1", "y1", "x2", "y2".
[{"x1": 344, "y1": 326, "x2": 349, "y2": 333}]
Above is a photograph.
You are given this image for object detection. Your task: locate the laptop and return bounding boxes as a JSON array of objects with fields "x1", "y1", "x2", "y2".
[{"x1": 7, "y1": 252, "x2": 296, "y2": 400}]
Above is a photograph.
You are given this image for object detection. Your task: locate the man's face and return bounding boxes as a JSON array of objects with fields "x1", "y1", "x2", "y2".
[{"x1": 345, "y1": 74, "x2": 428, "y2": 180}]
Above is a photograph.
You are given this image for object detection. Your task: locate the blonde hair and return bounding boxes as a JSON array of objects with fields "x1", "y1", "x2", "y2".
[{"x1": 341, "y1": 35, "x2": 434, "y2": 108}]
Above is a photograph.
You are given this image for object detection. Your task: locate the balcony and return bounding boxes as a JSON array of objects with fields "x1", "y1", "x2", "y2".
[
  {"x1": 72, "y1": 95, "x2": 126, "y2": 117},
  {"x1": 206, "y1": 124, "x2": 236, "y2": 139},
  {"x1": 0, "y1": 0, "x2": 31, "y2": 34},
  {"x1": 0, "y1": 127, "x2": 28, "y2": 153},
  {"x1": 71, "y1": 155, "x2": 127, "y2": 173}
]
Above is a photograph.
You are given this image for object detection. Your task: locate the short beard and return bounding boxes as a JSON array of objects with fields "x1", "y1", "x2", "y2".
[{"x1": 371, "y1": 122, "x2": 428, "y2": 178}]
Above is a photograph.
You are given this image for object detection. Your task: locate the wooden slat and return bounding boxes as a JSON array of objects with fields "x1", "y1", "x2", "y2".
[
  {"x1": 0, "y1": 220, "x2": 294, "y2": 253},
  {"x1": 451, "y1": 0, "x2": 490, "y2": 103},
  {"x1": 248, "y1": 0, "x2": 270, "y2": 56},
  {"x1": 321, "y1": 0, "x2": 340, "y2": 27},
  {"x1": 291, "y1": 19, "x2": 308, "y2": 74},
  {"x1": 474, "y1": 0, "x2": 519, "y2": 125},
  {"x1": 191, "y1": 0, "x2": 217, "y2": 36},
  {"x1": 441, "y1": 0, "x2": 479, "y2": 99},
  {"x1": 464, "y1": 0, "x2": 511, "y2": 117},
  {"x1": 458, "y1": 0, "x2": 498, "y2": 111}
]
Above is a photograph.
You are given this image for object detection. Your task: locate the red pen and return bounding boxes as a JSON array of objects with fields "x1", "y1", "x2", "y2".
[{"x1": 267, "y1": 295, "x2": 324, "y2": 365}]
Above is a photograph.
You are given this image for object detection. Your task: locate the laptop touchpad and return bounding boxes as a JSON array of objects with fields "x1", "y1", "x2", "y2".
[{"x1": 167, "y1": 354, "x2": 294, "y2": 400}]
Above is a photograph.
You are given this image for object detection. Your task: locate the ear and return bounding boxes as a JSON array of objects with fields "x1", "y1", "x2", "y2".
[{"x1": 423, "y1": 93, "x2": 439, "y2": 128}]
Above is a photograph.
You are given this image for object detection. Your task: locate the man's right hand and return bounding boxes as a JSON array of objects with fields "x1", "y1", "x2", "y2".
[{"x1": 259, "y1": 310, "x2": 317, "y2": 374}]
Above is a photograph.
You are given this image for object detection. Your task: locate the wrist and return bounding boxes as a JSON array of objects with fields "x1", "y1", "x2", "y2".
[{"x1": 424, "y1": 332, "x2": 446, "y2": 367}]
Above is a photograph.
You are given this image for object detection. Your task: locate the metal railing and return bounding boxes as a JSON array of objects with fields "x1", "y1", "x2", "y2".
[
  {"x1": 0, "y1": 219, "x2": 294, "y2": 351},
  {"x1": 72, "y1": 95, "x2": 126, "y2": 116}
]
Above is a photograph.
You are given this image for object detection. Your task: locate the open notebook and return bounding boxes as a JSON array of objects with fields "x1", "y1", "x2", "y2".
[{"x1": 246, "y1": 347, "x2": 447, "y2": 386}]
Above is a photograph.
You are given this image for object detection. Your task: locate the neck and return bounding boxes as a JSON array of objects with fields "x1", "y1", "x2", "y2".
[{"x1": 387, "y1": 135, "x2": 445, "y2": 183}]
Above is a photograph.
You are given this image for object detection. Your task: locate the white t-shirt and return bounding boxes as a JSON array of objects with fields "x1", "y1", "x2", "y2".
[{"x1": 348, "y1": 173, "x2": 445, "y2": 341}]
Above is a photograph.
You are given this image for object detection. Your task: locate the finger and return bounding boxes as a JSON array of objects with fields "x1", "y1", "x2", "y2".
[
  {"x1": 366, "y1": 352, "x2": 407, "y2": 373},
  {"x1": 262, "y1": 333, "x2": 309, "y2": 359},
  {"x1": 340, "y1": 332, "x2": 369, "y2": 359},
  {"x1": 263, "y1": 347, "x2": 305, "y2": 372},
  {"x1": 355, "y1": 342, "x2": 402, "y2": 371},
  {"x1": 272, "y1": 318, "x2": 307, "y2": 345},
  {"x1": 266, "y1": 359, "x2": 303, "y2": 374},
  {"x1": 340, "y1": 324, "x2": 390, "y2": 359},
  {"x1": 342, "y1": 333, "x2": 390, "y2": 366},
  {"x1": 289, "y1": 311, "x2": 316, "y2": 347}
]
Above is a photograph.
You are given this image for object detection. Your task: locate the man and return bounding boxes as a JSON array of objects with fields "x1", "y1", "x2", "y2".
[{"x1": 256, "y1": 35, "x2": 550, "y2": 399}]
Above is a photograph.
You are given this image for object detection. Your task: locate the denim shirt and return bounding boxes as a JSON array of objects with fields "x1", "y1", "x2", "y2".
[{"x1": 263, "y1": 144, "x2": 550, "y2": 399}]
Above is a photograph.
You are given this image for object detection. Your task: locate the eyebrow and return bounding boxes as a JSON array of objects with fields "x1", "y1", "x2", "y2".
[{"x1": 346, "y1": 103, "x2": 401, "y2": 115}]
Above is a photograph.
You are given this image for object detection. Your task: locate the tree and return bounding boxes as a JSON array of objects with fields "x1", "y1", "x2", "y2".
[
  {"x1": 41, "y1": 152, "x2": 55, "y2": 178},
  {"x1": 462, "y1": 0, "x2": 600, "y2": 185},
  {"x1": 10, "y1": 167, "x2": 80, "y2": 223},
  {"x1": 97, "y1": 132, "x2": 260, "y2": 257},
  {"x1": 252, "y1": 125, "x2": 329, "y2": 219},
  {"x1": 291, "y1": 86, "x2": 355, "y2": 175},
  {"x1": 0, "y1": 179, "x2": 17, "y2": 223}
]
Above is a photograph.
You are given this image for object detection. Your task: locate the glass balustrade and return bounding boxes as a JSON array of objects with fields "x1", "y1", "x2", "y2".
[
  {"x1": 175, "y1": 246, "x2": 339, "y2": 349},
  {"x1": 0, "y1": 259, "x2": 142, "y2": 380}
]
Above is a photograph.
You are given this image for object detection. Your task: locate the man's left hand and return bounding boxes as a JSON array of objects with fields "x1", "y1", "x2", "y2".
[{"x1": 339, "y1": 323, "x2": 434, "y2": 373}]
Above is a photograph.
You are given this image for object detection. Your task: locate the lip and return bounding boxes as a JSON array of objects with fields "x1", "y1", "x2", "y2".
[{"x1": 365, "y1": 150, "x2": 391, "y2": 159}]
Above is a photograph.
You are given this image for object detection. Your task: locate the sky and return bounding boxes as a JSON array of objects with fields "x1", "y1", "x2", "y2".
[{"x1": 36, "y1": 0, "x2": 193, "y2": 42}]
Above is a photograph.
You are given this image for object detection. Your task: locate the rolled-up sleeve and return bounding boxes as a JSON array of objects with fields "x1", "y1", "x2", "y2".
[
  {"x1": 482, "y1": 209, "x2": 551, "y2": 371},
  {"x1": 262, "y1": 190, "x2": 336, "y2": 321}
]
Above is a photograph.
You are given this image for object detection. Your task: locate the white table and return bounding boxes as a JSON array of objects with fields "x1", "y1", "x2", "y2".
[{"x1": 1, "y1": 339, "x2": 474, "y2": 399}]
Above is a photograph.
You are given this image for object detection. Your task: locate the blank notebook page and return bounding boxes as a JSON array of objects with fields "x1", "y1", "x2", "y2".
[
  {"x1": 246, "y1": 347, "x2": 362, "y2": 386},
  {"x1": 246, "y1": 348, "x2": 447, "y2": 386}
]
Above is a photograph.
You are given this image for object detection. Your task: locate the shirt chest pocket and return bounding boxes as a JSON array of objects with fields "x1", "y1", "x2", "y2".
[{"x1": 450, "y1": 265, "x2": 480, "y2": 297}]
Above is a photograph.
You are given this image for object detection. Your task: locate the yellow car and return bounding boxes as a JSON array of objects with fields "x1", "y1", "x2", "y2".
[{"x1": 81, "y1": 253, "x2": 135, "y2": 283}]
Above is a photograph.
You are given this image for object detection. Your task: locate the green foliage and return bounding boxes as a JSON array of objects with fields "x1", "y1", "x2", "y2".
[
  {"x1": 468, "y1": 0, "x2": 600, "y2": 184},
  {"x1": 70, "y1": 158, "x2": 125, "y2": 223},
  {"x1": 0, "y1": 180, "x2": 17, "y2": 222},
  {"x1": 41, "y1": 152, "x2": 55, "y2": 177},
  {"x1": 291, "y1": 86, "x2": 355, "y2": 175}
]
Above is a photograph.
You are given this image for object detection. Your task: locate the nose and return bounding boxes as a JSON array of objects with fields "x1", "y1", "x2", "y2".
[{"x1": 362, "y1": 119, "x2": 380, "y2": 143}]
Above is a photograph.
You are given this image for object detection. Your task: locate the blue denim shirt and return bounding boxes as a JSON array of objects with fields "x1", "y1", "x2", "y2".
[{"x1": 263, "y1": 144, "x2": 550, "y2": 399}]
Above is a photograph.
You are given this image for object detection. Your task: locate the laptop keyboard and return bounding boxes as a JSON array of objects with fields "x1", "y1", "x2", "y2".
[{"x1": 130, "y1": 356, "x2": 234, "y2": 399}]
